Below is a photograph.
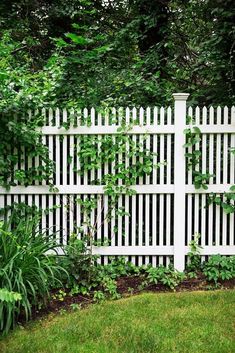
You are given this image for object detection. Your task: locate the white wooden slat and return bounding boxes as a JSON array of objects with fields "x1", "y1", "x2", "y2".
[
  {"x1": 90, "y1": 196, "x2": 95, "y2": 242},
  {"x1": 138, "y1": 194, "x2": 143, "y2": 246},
  {"x1": 187, "y1": 107, "x2": 193, "y2": 184},
  {"x1": 76, "y1": 196, "x2": 81, "y2": 239},
  {"x1": 3, "y1": 183, "x2": 235, "y2": 195},
  {"x1": 48, "y1": 195, "x2": 53, "y2": 235},
  {"x1": 76, "y1": 136, "x2": 81, "y2": 186},
  {"x1": 83, "y1": 109, "x2": 88, "y2": 185},
  {"x1": 159, "y1": 194, "x2": 164, "y2": 246},
  {"x1": 194, "y1": 194, "x2": 199, "y2": 234},
  {"x1": 145, "y1": 194, "x2": 150, "y2": 247},
  {"x1": 82, "y1": 195, "x2": 88, "y2": 238},
  {"x1": 216, "y1": 107, "x2": 221, "y2": 184},
  {"x1": 160, "y1": 134, "x2": 164, "y2": 184},
  {"x1": 160, "y1": 107, "x2": 164, "y2": 125},
  {"x1": 111, "y1": 135, "x2": 116, "y2": 247},
  {"x1": 69, "y1": 195, "x2": 74, "y2": 236},
  {"x1": 195, "y1": 107, "x2": 200, "y2": 176},
  {"x1": 90, "y1": 109, "x2": 96, "y2": 183},
  {"x1": 55, "y1": 195, "x2": 61, "y2": 244},
  {"x1": 222, "y1": 195, "x2": 227, "y2": 246},
  {"x1": 49, "y1": 107, "x2": 53, "y2": 126},
  {"x1": 41, "y1": 194, "x2": 46, "y2": 231},
  {"x1": 146, "y1": 108, "x2": 151, "y2": 185},
  {"x1": 223, "y1": 133, "x2": 228, "y2": 184},
  {"x1": 209, "y1": 107, "x2": 214, "y2": 185},
  {"x1": 139, "y1": 108, "x2": 144, "y2": 186},
  {"x1": 208, "y1": 202, "x2": 213, "y2": 246},
  {"x1": 229, "y1": 209, "x2": 234, "y2": 246},
  {"x1": 153, "y1": 107, "x2": 158, "y2": 125},
  {"x1": 105, "y1": 109, "x2": 109, "y2": 126},
  {"x1": 201, "y1": 195, "x2": 206, "y2": 247},
  {"x1": 152, "y1": 194, "x2": 157, "y2": 246},
  {"x1": 118, "y1": 195, "x2": 122, "y2": 247},
  {"x1": 215, "y1": 195, "x2": 220, "y2": 246},
  {"x1": 62, "y1": 195, "x2": 68, "y2": 245},
  {"x1": 34, "y1": 194, "x2": 40, "y2": 232},
  {"x1": 166, "y1": 194, "x2": 171, "y2": 246},
  {"x1": 41, "y1": 124, "x2": 235, "y2": 135},
  {"x1": 62, "y1": 133, "x2": 68, "y2": 186},
  {"x1": 104, "y1": 194, "x2": 109, "y2": 244},
  {"x1": 131, "y1": 196, "x2": 137, "y2": 248},
  {"x1": 69, "y1": 135, "x2": 74, "y2": 185},
  {"x1": 166, "y1": 257, "x2": 170, "y2": 267},
  {"x1": 91, "y1": 245, "x2": 234, "y2": 256},
  {"x1": 55, "y1": 108, "x2": 60, "y2": 185},
  {"x1": 187, "y1": 194, "x2": 192, "y2": 244},
  {"x1": 124, "y1": 195, "x2": 129, "y2": 246}
]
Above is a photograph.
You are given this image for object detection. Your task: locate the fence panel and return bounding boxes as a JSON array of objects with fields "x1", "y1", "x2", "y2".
[{"x1": 0, "y1": 95, "x2": 234, "y2": 270}]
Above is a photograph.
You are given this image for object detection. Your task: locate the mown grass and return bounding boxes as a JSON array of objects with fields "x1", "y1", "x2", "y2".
[{"x1": 1, "y1": 290, "x2": 235, "y2": 353}]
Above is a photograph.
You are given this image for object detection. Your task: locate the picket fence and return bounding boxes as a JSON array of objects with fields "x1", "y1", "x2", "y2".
[{"x1": 0, "y1": 93, "x2": 235, "y2": 271}]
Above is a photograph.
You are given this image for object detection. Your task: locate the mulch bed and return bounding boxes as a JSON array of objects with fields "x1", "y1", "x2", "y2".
[{"x1": 25, "y1": 274, "x2": 235, "y2": 324}]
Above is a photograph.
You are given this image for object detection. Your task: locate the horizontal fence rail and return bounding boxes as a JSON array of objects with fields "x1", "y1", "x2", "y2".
[{"x1": 0, "y1": 94, "x2": 235, "y2": 270}]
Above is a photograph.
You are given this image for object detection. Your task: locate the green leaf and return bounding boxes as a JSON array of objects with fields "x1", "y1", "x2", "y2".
[{"x1": 65, "y1": 33, "x2": 91, "y2": 45}]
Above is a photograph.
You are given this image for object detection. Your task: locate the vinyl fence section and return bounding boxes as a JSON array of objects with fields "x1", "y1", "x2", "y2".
[{"x1": 0, "y1": 93, "x2": 235, "y2": 270}]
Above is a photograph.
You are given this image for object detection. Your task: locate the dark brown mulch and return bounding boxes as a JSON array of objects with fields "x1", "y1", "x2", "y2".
[{"x1": 20, "y1": 275, "x2": 235, "y2": 325}]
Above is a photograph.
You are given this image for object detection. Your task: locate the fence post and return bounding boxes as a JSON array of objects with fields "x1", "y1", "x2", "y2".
[{"x1": 173, "y1": 93, "x2": 190, "y2": 271}]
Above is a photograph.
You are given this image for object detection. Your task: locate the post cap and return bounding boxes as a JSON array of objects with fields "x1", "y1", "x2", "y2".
[{"x1": 172, "y1": 93, "x2": 190, "y2": 101}]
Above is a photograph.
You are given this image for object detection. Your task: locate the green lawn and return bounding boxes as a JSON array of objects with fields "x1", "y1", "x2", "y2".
[{"x1": 1, "y1": 290, "x2": 235, "y2": 353}]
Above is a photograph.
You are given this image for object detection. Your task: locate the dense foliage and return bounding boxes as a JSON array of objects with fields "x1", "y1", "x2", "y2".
[
  {"x1": 0, "y1": 215, "x2": 66, "y2": 335},
  {"x1": 0, "y1": 0, "x2": 234, "y2": 187}
]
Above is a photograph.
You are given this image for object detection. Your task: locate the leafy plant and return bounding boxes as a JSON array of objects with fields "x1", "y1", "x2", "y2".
[
  {"x1": 184, "y1": 126, "x2": 212, "y2": 190},
  {"x1": 202, "y1": 255, "x2": 235, "y2": 284},
  {"x1": 187, "y1": 233, "x2": 202, "y2": 274},
  {"x1": 93, "y1": 290, "x2": 106, "y2": 302},
  {"x1": 145, "y1": 265, "x2": 184, "y2": 290},
  {"x1": 62, "y1": 233, "x2": 99, "y2": 290},
  {"x1": 0, "y1": 288, "x2": 22, "y2": 335},
  {"x1": 0, "y1": 214, "x2": 66, "y2": 335},
  {"x1": 207, "y1": 185, "x2": 235, "y2": 214}
]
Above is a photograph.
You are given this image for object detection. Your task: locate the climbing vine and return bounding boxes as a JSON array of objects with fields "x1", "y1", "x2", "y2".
[
  {"x1": 63, "y1": 120, "x2": 162, "y2": 248},
  {"x1": 183, "y1": 123, "x2": 212, "y2": 190},
  {"x1": 183, "y1": 117, "x2": 235, "y2": 214}
]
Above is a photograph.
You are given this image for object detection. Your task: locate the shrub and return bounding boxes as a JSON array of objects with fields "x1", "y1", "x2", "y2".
[
  {"x1": 202, "y1": 255, "x2": 235, "y2": 284},
  {"x1": 0, "y1": 214, "x2": 66, "y2": 335},
  {"x1": 145, "y1": 265, "x2": 185, "y2": 290},
  {"x1": 62, "y1": 233, "x2": 99, "y2": 289}
]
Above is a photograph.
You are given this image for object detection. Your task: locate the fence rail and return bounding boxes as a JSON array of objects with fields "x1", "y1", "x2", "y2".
[{"x1": 0, "y1": 94, "x2": 235, "y2": 270}]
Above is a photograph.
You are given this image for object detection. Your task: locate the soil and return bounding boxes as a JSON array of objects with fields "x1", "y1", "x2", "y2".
[{"x1": 24, "y1": 274, "x2": 235, "y2": 325}]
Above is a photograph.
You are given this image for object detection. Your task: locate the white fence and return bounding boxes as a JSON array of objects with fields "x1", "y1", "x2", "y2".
[{"x1": 0, "y1": 93, "x2": 235, "y2": 270}]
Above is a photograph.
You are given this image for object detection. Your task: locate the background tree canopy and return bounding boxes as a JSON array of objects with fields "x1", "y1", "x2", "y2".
[{"x1": 0, "y1": 0, "x2": 234, "y2": 110}]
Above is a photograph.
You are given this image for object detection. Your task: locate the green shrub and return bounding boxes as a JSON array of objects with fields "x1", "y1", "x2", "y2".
[
  {"x1": 62, "y1": 234, "x2": 99, "y2": 289},
  {"x1": 202, "y1": 255, "x2": 235, "y2": 284},
  {"x1": 145, "y1": 265, "x2": 185, "y2": 290},
  {"x1": 0, "y1": 215, "x2": 66, "y2": 335}
]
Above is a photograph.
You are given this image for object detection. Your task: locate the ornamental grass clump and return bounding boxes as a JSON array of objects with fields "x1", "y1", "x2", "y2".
[{"x1": 0, "y1": 213, "x2": 66, "y2": 335}]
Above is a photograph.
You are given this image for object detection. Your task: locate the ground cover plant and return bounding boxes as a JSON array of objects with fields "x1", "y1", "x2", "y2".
[{"x1": 0, "y1": 291, "x2": 234, "y2": 353}]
